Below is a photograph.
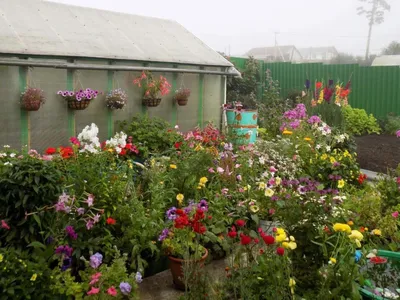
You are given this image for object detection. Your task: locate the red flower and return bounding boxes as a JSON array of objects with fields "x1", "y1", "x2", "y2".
[
  {"x1": 193, "y1": 222, "x2": 206, "y2": 234},
  {"x1": 119, "y1": 149, "x2": 127, "y2": 156},
  {"x1": 262, "y1": 235, "x2": 275, "y2": 245},
  {"x1": 194, "y1": 209, "x2": 205, "y2": 221},
  {"x1": 1, "y1": 220, "x2": 10, "y2": 230},
  {"x1": 276, "y1": 247, "x2": 285, "y2": 256},
  {"x1": 235, "y1": 220, "x2": 246, "y2": 227},
  {"x1": 106, "y1": 217, "x2": 116, "y2": 225},
  {"x1": 370, "y1": 256, "x2": 387, "y2": 264},
  {"x1": 174, "y1": 215, "x2": 189, "y2": 229},
  {"x1": 240, "y1": 233, "x2": 252, "y2": 245},
  {"x1": 254, "y1": 238, "x2": 260, "y2": 244},
  {"x1": 358, "y1": 173, "x2": 367, "y2": 184},
  {"x1": 316, "y1": 82, "x2": 323, "y2": 89},
  {"x1": 207, "y1": 215, "x2": 212, "y2": 220},
  {"x1": 323, "y1": 226, "x2": 331, "y2": 234},
  {"x1": 174, "y1": 142, "x2": 182, "y2": 149},
  {"x1": 228, "y1": 226, "x2": 237, "y2": 238},
  {"x1": 60, "y1": 146, "x2": 74, "y2": 159},
  {"x1": 259, "y1": 249, "x2": 264, "y2": 255},
  {"x1": 176, "y1": 209, "x2": 185, "y2": 216},
  {"x1": 45, "y1": 147, "x2": 56, "y2": 155}
]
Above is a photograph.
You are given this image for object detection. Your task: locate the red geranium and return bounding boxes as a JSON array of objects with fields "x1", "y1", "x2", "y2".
[
  {"x1": 276, "y1": 247, "x2": 285, "y2": 256},
  {"x1": 192, "y1": 221, "x2": 206, "y2": 234},
  {"x1": 45, "y1": 147, "x2": 56, "y2": 155},
  {"x1": 235, "y1": 219, "x2": 246, "y2": 227},
  {"x1": 240, "y1": 233, "x2": 252, "y2": 245},
  {"x1": 262, "y1": 235, "x2": 275, "y2": 245},
  {"x1": 59, "y1": 146, "x2": 74, "y2": 159},
  {"x1": 174, "y1": 142, "x2": 182, "y2": 149},
  {"x1": 358, "y1": 173, "x2": 367, "y2": 184},
  {"x1": 228, "y1": 226, "x2": 237, "y2": 238},
  {"x1": 370, "y1": 256, "x2": 387, "y2": 264},
  {"x1": 174, "y1": 215, "x2": 189, "y2": 229},
  {"x1": 106, "y1": 217, "x2": 116, "y2": 225}
]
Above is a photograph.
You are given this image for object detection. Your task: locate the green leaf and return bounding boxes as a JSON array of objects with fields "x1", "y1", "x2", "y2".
[
  {"x1": 251, "y1": 214, "x2": 259, "y2": 225},
  {"x1": 33, "y1": 214, "x2": 41, "y2": 228},
  {"x1": 27, "y1": 241, "x2": 46, "y2": 250}
]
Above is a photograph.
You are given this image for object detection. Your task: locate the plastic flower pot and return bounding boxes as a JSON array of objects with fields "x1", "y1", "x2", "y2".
[
  {"x1": 225, "y1": 109, "x2": 258, "y2": 145},
  {"x1": 358, "y1": 250, "x2": 400, "y2": 299},
  {"x1": 168, "y1": 248, "x2": 208, "y2": 290},
  {"x1": 142, "y1": 98, "x2": 161, "y2": 107}
]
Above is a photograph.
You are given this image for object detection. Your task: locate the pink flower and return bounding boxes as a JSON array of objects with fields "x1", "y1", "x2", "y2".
[
  {"x1": 269, "y1": 209, "x2": 275, "y2": 215},
  {"x1": 208, "y1": 168, "x2": 215, "y2": 173},
  {"x1": 235, "y1": 164, "x2": 241, "y2": 168},
  {"x1": 87, "y1": 287, "x2": 100, "y2": 295},
  {"x1": 86, "y1": 219, "x2": 94, "y2": 230},
  {"x1": 396, "y1": 130, "x2": 400, "y2": 138},
  {"x1": 392, "y1": 211, "x2": 399, "y2": 219},
  {"x1": 1, "y1": 220, "x2": 10, "y2": 230},
  {"x1": 269, "y1": 166, "x2": 277, "y2": 173},
  {"x1": 89, "y1": 272, "x2": 102, "y2": 285},
  {"x1": 221, "y1": 188, "x2": 229, "y2": 195},
  {"x1": 238, "y1": 188, "x2": 244, "y2": 193},
  {"x1": 237, "y1": 175, "x2": 242, "y2": 181},
  {"x1": 107, "y1": 286, "x2": 118, "y2": 297},
  {"x1": 217, "y1": 167, "x2": 224, "y2": 174},
  {"x1": 41, "y1": 155, "x2": 53, "y2": 161},
  {"x1": 86, "y1": 194, "x2": 94, "y2": 207}
]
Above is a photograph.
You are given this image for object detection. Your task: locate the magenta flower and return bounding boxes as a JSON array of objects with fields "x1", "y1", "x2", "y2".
[
  {"x1": 392, "y1": 211, "x2": 399, "y2": 218},
  {"x1": 65, "y1": 225, "x2": 78, "y2": 240},
  {"x1": 86, "y1": 219, "x2": 94, "y2": 230},
  {"x1": 396, "y1": 130, "x2": 400, "y2": 138}
]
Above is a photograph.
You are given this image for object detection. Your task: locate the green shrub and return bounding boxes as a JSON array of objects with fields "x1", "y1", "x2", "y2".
[
  {"x1": 342, "y1": 105, "x2": 381, "y2": 135},
  {"x1": 117, "y1": 114, "x2": 179, "y2": 158},
  {"x1": 307, "y1": 102, "x2": 345, "y2": 131},
  {"x1": 384, "y1": 114, "x2": 400, "y2": 134}
]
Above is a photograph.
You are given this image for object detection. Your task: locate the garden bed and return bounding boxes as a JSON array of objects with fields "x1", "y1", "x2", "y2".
[{"x1": 356, "y1": 134, "x2": 400, "y2": 174}]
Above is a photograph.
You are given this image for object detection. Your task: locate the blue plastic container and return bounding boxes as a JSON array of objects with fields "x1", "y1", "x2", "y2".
[{"x1": 225, "y1": 109, "x2": 258, "y2": 145}]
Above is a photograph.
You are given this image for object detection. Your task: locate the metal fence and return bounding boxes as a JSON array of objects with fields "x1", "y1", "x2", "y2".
[{"x1": 230, "y1": 57, "x2": 400, "y2": 118}]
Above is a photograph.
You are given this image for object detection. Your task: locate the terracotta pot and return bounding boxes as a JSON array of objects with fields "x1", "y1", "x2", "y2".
[
  {"x1": 68, "y1": 99, "x2": 91, "y2": 110},
  {"x1": 142, "y1": 98, "x2": 161, "y2": 107},
  {"x1": 168, "y1": 248, "x2": 208, "y2": 290},
  {"x1": 21, "y1": 99, "x2": 41, "y2": 111},
  {"x1": 176, "y1": 98, "x2": 188, "y2": 106}
]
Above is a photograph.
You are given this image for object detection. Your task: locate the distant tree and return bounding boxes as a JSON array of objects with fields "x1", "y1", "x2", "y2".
[
  {"x1": 357, "y1": 0, "x2": 391, "y2": 60},
  {"x1": 382, "y1": 41, "x2": 400, "y2": 55}
]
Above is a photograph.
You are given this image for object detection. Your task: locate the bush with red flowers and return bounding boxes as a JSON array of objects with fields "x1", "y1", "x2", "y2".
[{"x1": 159, "y1": 199, "x2": 218, "y2": 260}]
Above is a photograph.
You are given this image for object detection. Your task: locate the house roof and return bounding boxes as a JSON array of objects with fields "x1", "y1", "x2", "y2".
[
  {"x1": 298, "y1": 47, "x2": 339, "y2": 59},
  {"x1": 372, "y1": 55, "x2": 400, "y2": 66},
  {"x1": 0, "y1": 0, "x2": 232, "y2": 67},
  {"x1": 246, "y1": 45, "x2": 298, "y2": 57}
]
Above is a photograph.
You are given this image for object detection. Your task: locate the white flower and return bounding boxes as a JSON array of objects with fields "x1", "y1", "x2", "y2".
[
  {"x1": 3, "y1": 145, "x2": 10, "y2": 148},
  {"x1": 115, "y1": 146, "x2": 122, "y2": 154},
  {"x1": 4, "y1": 162, "x2": 12, "y2": 166},
  {"x1": 316, "y1": 144, "x2": 321, "y2": 150},
  {"x1": 326, "y1": 146, "x2": 331, "y2": 152},
  {"x1": 0, "y1": 152, "x2": 6, "y2": 158},
  {"x1": 259, "y1": 156, "x2": 265, "y2": 165},
  {"x1": 9, "y1": 153, "x2": 16, "y2": 158}
]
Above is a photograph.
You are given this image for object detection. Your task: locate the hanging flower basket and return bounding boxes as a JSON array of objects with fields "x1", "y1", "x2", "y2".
[
  {"x1": 142, "y1": 98, "x2": 162, "y2": 107},
  {"x1": 106, "y1": 88, "x2": 128, "y2": 110},
  {"x1": 133, "y1": 71, "x2": 171, "y2": 107},
  {"x1": 58, "y1": 89, "x2": 99, "y2": 110},
  {"x1": 174, "y1": 88, "x2": 191, "y2": 106},
  {"x1": 20, "y1": 87, "x2": 45, "y2": 111}
]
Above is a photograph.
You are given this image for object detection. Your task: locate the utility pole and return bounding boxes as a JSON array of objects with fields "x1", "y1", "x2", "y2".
[
  {"x1": 365, "y1": 0, "x2": 378, "y2": 60},
  {"x1": 274, "y1": 32, "x2": 278, "y2": 61}
]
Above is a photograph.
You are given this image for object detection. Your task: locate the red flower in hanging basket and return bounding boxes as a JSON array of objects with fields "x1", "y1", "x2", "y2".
[{"x1": 370, "y1": 256, "x2": 387, "y2": 264}]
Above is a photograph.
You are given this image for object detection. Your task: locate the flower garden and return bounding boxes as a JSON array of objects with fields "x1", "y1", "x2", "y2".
[{"x1": 2, "y1": 64, "x2": 400, "y2": 299}]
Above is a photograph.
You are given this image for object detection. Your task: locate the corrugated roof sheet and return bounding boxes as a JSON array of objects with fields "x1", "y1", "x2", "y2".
[
  {"x1": 0, "y1": 0, "x2": 231, "y2": 67},
  {"x1": 372, "y1": 55, "x2": 400, "y2": 66}
]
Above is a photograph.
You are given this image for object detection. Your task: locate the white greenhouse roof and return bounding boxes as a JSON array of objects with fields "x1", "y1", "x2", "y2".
[
  {"x1": 372, "y1": 55, "x2": 400, "y2": 66},
  {"x1": 0, "y1": 0, "x2": 232, "y2": 67}
]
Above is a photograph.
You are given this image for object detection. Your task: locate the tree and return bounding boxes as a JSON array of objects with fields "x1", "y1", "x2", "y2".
[
  {"x1": 357, "y1": 0, "x2": 391, "y2": 60},
  {"x1": 382, "y1": 41, "x2": 400, "y2": 55}
]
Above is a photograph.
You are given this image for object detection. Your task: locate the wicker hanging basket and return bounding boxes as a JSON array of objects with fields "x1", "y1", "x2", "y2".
[
  {"x1": 142, "y1": 98, "x2": 161, "y2": 107},
  {"x1": 21, "y1": 99, "x2": 41, "y2": 111},
  {"x1": 176, "y1": 97, "x2": 188, "y2": 106},
  {"x1": 68, "y1": 99, "x2": 91, "y2": 110}
]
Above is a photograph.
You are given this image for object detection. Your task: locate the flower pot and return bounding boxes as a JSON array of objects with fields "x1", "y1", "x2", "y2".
[
  {"x1": 225, "y1": 109, "x2": 258, "y2": 145},
  {"x1": 68, "y1": 99, "x2": 91, "y2": 110},
  {"x1": 21, "y1": 99, "x2": 41, "y2": 111},
  {"x1": 142, "y1": 98, "x2": 161, "y2": 107},
  {"x1": 108, "y1": 101, "x2": 125, "y2": 109},
  {"x1": 168, "y1": 248, "x2": 208, "y2": 290},
  {"x1": 176, "y1": 97, "x2": 188, "y2": 106}
]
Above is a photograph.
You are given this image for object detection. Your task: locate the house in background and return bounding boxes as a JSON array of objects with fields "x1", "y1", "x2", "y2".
[
  {"x1": 245, "y1": 45, "x2": 303, "y2": 62},
  {"x1": 372, "y1": 55, "x2": 400, "y2": 66},
  {"x1": 298, "y1": 47, "x2": 339, "y2": 62}
]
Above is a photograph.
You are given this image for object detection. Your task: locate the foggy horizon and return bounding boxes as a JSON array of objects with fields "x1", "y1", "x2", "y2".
[{"x1": 49, "y1": 0, "x2": 399, "y2": 57}]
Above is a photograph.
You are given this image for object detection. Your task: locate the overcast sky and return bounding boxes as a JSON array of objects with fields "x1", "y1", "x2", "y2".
[{"x1": 50, "y1": 0, "x2": 399, "y2": 57}]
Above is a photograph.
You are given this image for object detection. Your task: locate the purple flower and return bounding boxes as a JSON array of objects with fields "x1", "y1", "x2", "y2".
[
  {"x1": 76, "y1": 96, "x2": 82, "y2": 102},
  {"x1": 55, "y1": 201, "x2": 66, "y2": 212},
  {"x1": 90, "y1": 252, "x2": 103, "y2": 269},
  {"x1": 236, "y1": 174, "x2": 242, "y2": 181},
  {"x1": 135, "y1": 272, "x2": 143, "y2": 283},
  {"x1": 57, "y1": 90, "x2": 63, "y2": 95},
  {"x1": 307, "y1": 115, "x2": 321, "y2": 124},
  {"x1": 328, "y1": 79, "x2": 334, "y2": 87},
  {"x1": 396, "y1": 130, "x2": 400, "y2": 138},
  {"x1": 87, "y1": 94, "x2": 92, "y2": 100},
  {"x1": 93, "y1": 214, "x2": 101, "y2": 223},
  {"x1": 197, "y1": 199, "x2": 209, "y2": 212},
  {"x1": 77, "y1": 207, "x2": 85, "y2": 215},
  {"x1": 65, "y1": 225, "x2": 78, "y2": 240},
  {"x1": 289, "y1": 120, "x2": 301, "y2": 129},
  {"x1": 55, "y1": 245, "x2": 73, "y2": 257},
  {"x1": 271, "y1": 195, "x2": 279, "y2": 201},
  {"x1": 62, "y1": 91, "x2": 68, "y2": 97},
  {"x1": 86, "y1": 219, "x2": 94, "y2": 230},
  {"x1": 61, "y1": 257, "x2": 72, "y2": 271},
  {"x1": 166, "y1": 207, "x2": 177, "y2": 220},
  {"x1": 305, "y1": 79, "x2": 311, "y2": 90},
  {"x1": 119, "y1": 282, "x2": 132, "y2": 295},
  {"x1": 68, "y1": 91, "x2": 75, "y2": 97},
  {"x1": 86, "y1": 194, "x2": 94, "y2": 207},
  {"x1": 158, "y1": 228, "x2": 169, "y2": 241}
]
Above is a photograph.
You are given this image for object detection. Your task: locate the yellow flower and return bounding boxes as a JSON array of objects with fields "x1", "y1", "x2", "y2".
[
  {"x1": 333, "y1": 223, "x2": 352, "y2": 233},
  {"x1": 372, "y1": 229, "x2": 382, "y2": 236},
  {"x1": 0, "y1": 254, "x2": 3, "y2": 263},
  {"x1": 170, "y1": 164, "x2": 177, "y2": 169},
  {"x1": 265, "y1": 188, "x2": 274, "y2": 197},
  {"x1": 150, "y1": 159, "x2": 156, "y2": 167},
  {"x1": 304, "y1": 137, "x2": 312, "y2": 142},
  {"x1": 329, "y1": 257, "x2": 337, "y2": 265},
  {"x1": 259, "y1": 182, "x2": 266, "y2": 190},
  {"x1": 128, "y1": 162, "x2": 133, "y2": 169},
  {"x1": 276, "y1": 232, "x2": 287, "y2": 243},
  {"x1": 330, "y1": 156, "x2": 336, "y2": 164},
  {"x1": 199, "y1": 177, "x2": 208, "y2": 185},
  {"x1": 30, "y1": 273, "x2": 37, "y2": 281},
  {"x1": 289, "y1": 278, "x2": 296, "y2": 294},
  {"x1": 282, "y1": 241, "x2": 297, "y2": 250},
  {"x1": 276, "y1": 228, "x2": 285, "y2": 235},
  {"x1": 249, "y1": 205, "x2": 259, "y2": 213},
  {"x1": 321, "y1": 154, "x2": 328, "y2": 160},
  {"x1": 275, "y1": 177, "x2": 282, "y2": 185},
  {"x1": 194, "y1": 144, "x2": 203, "y2": 151},
  {"x1": 337, "y1": 179, "x2": 345, "y2": 189},
  {"x1": 349, "y1": 230, "x2": 364, "y2": 248},
  {"x1": 282, "y1": 130, "x2": 293, "y2": 135},
  {"x1": 347, "y1": 221, "x2": 354, "y2": 226},
  {"x1": 176, "y1": 193, "x2": 184, "y2": 205},
  {"x1": 343, "y1": 150, "x2": 351, "y2": 158}
]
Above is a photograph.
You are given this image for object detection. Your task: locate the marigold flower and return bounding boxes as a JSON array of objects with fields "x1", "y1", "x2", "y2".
[
  {"x1": 371, "y1": 229, "x2": 382, "y2": 236},
  {"x1": 169, "y1": 164, "x2": 177, "y2": 169},
  {"x1": 347, "y1": 221, "x2": 354, "y2": 226},
  {"x1": 199, "y1": 177, "x2": 208, "y2": 185},
  {"x1": 333, "y1": 223, "x2": 351, "y2": 233}
]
